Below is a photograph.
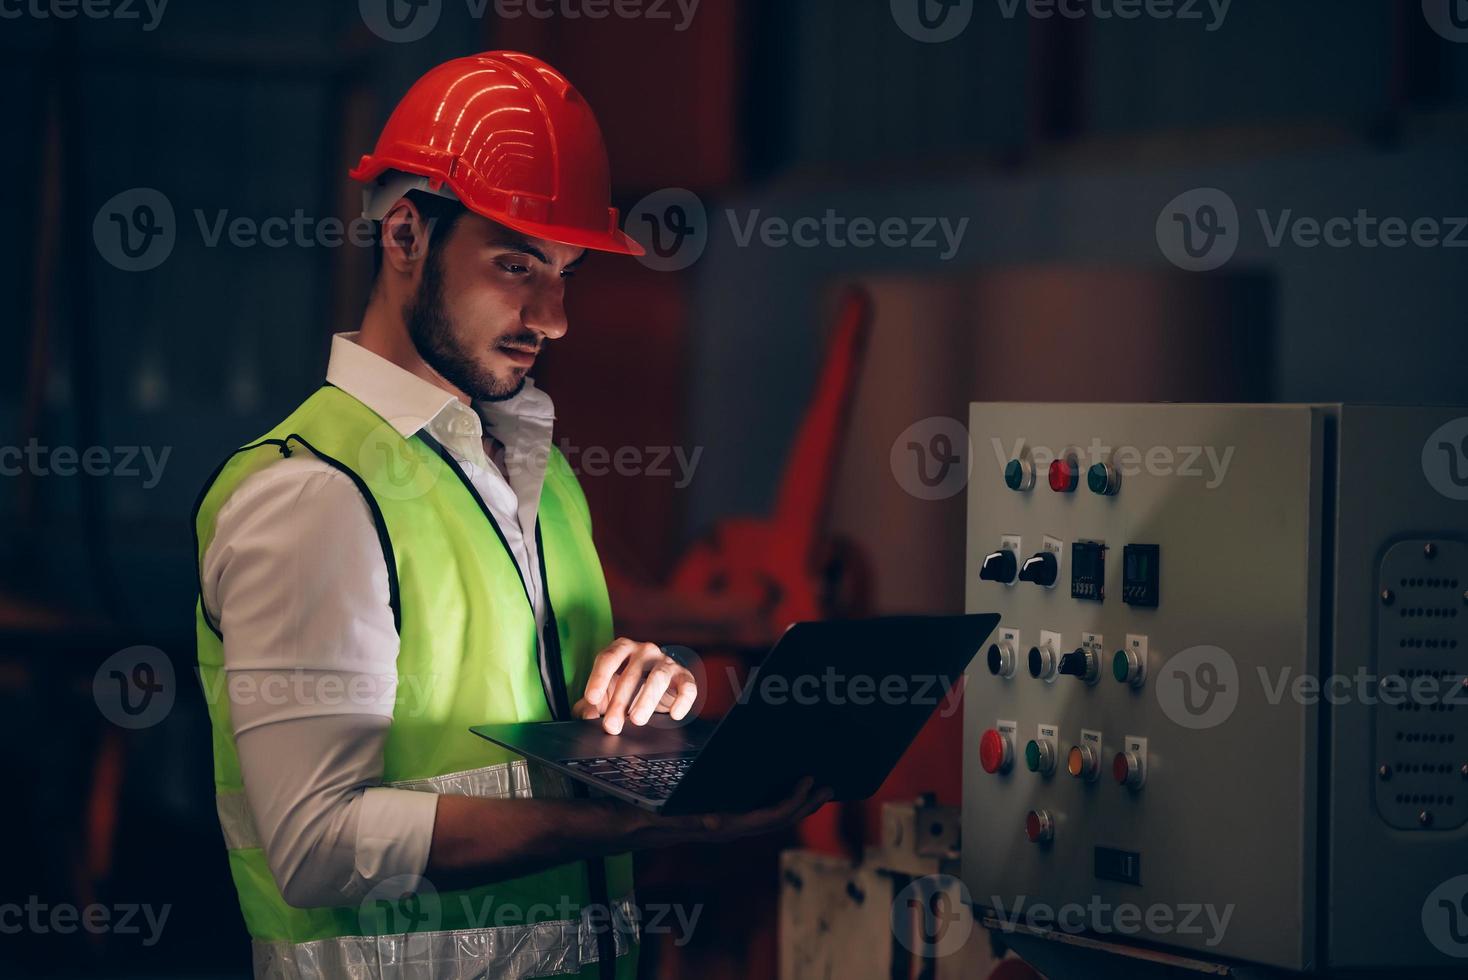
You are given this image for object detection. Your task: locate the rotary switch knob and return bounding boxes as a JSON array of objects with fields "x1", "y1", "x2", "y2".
[
  {"x1": 979, "y1": 549, "x2": 1018, "y2": 584},
  {"x1": 979, "y1": 729, "x2": 1014, "y2": 775},
  {"x1": 1058, "y1": 648, "x2": 1099, "y2": 685},
  {"x1": 1018, "y1": 551, "x2": 1058, "y2": 588}
]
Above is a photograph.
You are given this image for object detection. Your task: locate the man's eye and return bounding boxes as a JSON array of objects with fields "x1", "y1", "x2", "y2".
[
  {"x1": 560, "y1": 268, "x2": 577, "y2": 279},
  {"x1": 498, "y1": 260, "x2": 531, "y2": 275}
]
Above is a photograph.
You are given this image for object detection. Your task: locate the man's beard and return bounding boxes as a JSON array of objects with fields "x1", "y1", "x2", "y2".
[{"x1": 405, "y1": 247, "x2": 527, "y2": 403}]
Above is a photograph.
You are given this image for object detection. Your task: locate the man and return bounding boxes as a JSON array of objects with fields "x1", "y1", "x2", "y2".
[{"x1": 193, "y1": 51, "x2": 827, "y2": 980}]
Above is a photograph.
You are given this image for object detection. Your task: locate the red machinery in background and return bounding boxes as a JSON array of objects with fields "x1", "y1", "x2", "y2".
[{"x1": 606, "y1": 285, "x2": 879, "y2": 857}]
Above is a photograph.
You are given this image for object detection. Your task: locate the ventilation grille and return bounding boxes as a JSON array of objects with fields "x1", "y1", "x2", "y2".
[{"x1": 1374, "y1": 539, "x2": 1467, "y2": 831}]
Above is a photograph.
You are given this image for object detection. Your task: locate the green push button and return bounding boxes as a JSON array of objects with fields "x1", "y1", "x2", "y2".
[
  {"x1": 1024, "y1": 739, "x2": 1042, "y2": 772},
  {"x1": 1004, "y1": 459, "x2": 1026, "y2": 490},
  {"x1": 1113, "y1": 649, "x2": 1130, "y2": 683}
]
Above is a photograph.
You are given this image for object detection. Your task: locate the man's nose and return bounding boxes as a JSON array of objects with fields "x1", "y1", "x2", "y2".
[{"x1": 524, "y1": 288, "x2": 569, "y2": 341}]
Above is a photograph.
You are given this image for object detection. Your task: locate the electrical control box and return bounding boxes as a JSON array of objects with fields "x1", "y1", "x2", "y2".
[{"x1": 962, "y1": 404, "x2": 1467, "y2": 974}]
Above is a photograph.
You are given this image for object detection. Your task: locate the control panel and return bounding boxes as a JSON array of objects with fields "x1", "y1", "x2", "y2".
[{"x1": 962, "y1": 404, "x2": 1467, "y2": 973}]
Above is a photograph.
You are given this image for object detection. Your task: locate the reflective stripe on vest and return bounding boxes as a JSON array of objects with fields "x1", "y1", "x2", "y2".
[
  {"x1": 218, "y1": 760, "x2": 625, "y2": 978},
  {"x1": 251, "y1": 893, "x2": 639, "y2": 980}
]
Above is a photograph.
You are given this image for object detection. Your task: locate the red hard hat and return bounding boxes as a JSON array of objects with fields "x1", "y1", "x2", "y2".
[{"x1": 349, "y1": 51, "x2": 643, "y2": 256}]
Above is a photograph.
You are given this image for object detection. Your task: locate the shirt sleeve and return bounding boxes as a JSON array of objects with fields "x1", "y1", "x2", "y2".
[{"x1": 202, "y1": 457, "x2": 439, "y2": 908}]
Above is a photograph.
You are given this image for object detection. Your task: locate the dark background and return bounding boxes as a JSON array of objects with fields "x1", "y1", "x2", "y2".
[{"x1": 3, "y1": 1, "x2": 1466, "y2": 976}]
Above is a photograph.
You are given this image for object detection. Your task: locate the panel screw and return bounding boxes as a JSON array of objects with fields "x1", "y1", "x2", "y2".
[
  {"x1": 1419, "y1": 810, "x2": 1434, "y2": 827},
  {"x1": 1425, "y1": 542, "x2": 1438, "y2": 559},
  {"x1": 1378, "y1": 765, "x2": 1392, "y2": 781},
  {"x1": 1381, "y1": 589, "x2": 1395, "y2": 605},
  {"x1": 1462, "y1": 589, "x2": 1467, "y2": 605},
  {"x1": 1460, "y1": 763, "x2": 1468, "y2": 780}
]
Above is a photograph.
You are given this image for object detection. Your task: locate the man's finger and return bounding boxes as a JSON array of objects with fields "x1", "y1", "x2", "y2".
[
  {"x1": 665, "y1": 674, "x2": 698, "y2": 720},
  {"x1": 755, "y1": 781, "x2": 827, "y2": 832},
  {"x1": 584, "y1": 637, "x2": 637, "y2": 706},
  {"x1": 628, "y1": 664, "x2": 675, "y2": 727},
  {"x1": 792, "y1": 786, "x2": 835, "y2": 822},
  {"x1": 571, "y1": 697, "x2": 602, "y2": 720},
  {"x1": 602, "y1": 655, "x2": 653, "y2": 734},
  {"x1": 752, "y1": 777, "x2": 815, "y2": 824}
]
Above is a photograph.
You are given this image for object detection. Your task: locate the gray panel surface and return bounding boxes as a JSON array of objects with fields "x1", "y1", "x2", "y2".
[{"x1": 962, "y1": 403, "x2": 1324, "y2": 971}]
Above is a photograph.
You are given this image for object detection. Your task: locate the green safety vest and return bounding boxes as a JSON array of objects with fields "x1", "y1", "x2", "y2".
[{"x1": 193, "y1": 384, "x2": 638, "y2": 979}]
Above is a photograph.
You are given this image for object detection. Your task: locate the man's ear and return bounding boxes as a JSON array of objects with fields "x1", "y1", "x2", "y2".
[{"x1": 380, "y1": 197, "x2": 432, "y2": 275}]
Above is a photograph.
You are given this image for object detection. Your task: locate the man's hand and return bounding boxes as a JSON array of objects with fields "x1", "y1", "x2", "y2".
[
  {"x1": 573, "y1": 637, "x2": 697, "y2": 734},
  {"x1": 426, "y1": 777, "x2": 833, "y2": 890},
  {"x1": 644, "y1": 777, "x2": 834, "y2": 846}
]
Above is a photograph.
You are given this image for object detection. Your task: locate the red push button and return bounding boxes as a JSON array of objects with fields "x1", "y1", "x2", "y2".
[
  {"x1": 1113, "y1": 750, "x2": 1145, "y2": 789},
  {"x1": 1025, "y1": 808, "x2": 1055, "y2": 843},
  {"x1": 1048, "y1": 456, "x2": 1079, "y2": 493},
  {"x1": 979, "y1": 728, "x2": 1013, "y2": 774}
]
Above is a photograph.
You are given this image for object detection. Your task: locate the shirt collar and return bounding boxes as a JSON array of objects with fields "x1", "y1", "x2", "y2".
[
  {"x1": 476, "y1": 374, "x2": 554, "y2": 449},
  {"x1": 324, "y1": 332, "x2": 556, "y2": 446},
  {"x1": 325, "y1": 332, "x2": 462, "y2": 438}
]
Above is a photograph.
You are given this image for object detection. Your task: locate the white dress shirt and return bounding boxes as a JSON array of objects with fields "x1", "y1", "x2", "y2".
[{"x1": 200, "y1": 332, "x2": 557, "y2": 908}]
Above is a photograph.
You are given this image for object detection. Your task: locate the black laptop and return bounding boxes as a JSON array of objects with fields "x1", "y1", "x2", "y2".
[{"x1": 469, "y1": 614, "x2": 999, "y2": 815}]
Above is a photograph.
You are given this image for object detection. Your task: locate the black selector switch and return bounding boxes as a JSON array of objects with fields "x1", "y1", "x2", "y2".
[
  {"x1": 1018, "y1": 551, "x2": 1058, "y2": 588},
  {"x1": 979, "y1": 549, "x2": 1018, "y2": 584},
  {"x1": 1058, "y1": 648, "x2": 1099, "y2": 684}
]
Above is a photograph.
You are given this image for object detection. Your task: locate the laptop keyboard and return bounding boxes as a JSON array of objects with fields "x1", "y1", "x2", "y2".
[{"x1": 564, "y1": 752, "x2": 696, "y2": 801}]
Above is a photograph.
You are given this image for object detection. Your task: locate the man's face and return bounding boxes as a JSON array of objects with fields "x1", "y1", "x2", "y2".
[{"x1": 405, "y1": 210, "x2": 585, "y2": 402}]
